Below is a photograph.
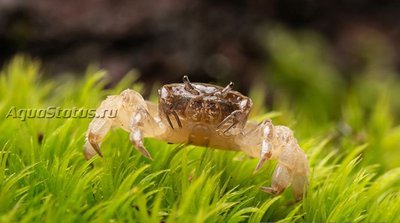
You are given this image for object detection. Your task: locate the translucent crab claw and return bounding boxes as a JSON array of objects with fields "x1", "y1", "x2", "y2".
[
  {"x1": 254, "y1": 120, "x2": 273, "y2": 172},
  {"x1": 84, "y1": 89, "x2": 166, "y2": 160},
  {"x1": 236, "y1": 119, "x2": 309, "y2": 200}
]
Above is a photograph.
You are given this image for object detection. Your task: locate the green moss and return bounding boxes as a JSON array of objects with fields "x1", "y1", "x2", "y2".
[{"x1": 1, "y1": 52, "x2": 399, "y2": 222}]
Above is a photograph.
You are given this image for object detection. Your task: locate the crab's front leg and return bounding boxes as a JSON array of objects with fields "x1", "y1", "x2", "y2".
[
  {"x1": 84, "y1": 89, "x2": 166, "y2": 160},
  {"x1": 236, "y1": 119, "x2": 309, "y2": 200}
]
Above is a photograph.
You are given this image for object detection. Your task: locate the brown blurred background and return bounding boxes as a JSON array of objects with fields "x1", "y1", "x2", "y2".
[{"x1": 1, "y1": 0, "x2": 400, "y2": 94}]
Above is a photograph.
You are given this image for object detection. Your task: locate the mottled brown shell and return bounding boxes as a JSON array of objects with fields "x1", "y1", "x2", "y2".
[{"x1": 158, "y1": 77, "x2": 253, "y2": 128}]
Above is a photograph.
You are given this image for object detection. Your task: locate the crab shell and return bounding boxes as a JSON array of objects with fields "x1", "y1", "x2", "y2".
[{"x1": 158, "y1": 81, "x2": 252, "y2": 131}]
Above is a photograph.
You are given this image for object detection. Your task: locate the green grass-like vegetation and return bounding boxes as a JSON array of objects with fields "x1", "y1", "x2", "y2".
[{"x1": 1, "y1": 29, "x2": 400, "y2": 222}]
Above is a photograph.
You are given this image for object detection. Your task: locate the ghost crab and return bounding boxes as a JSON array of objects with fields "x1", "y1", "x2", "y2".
[{"x1": 84, "y1": 76, "x2": 309, "y2": 199}]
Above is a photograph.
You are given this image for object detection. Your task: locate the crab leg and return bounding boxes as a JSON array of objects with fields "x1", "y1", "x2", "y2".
[
  {"x1": 217, "y1": 110, "x2": 247, "y2": 133},
  {"x1": 171, "y1": 111, "x2": 183, "y2": 128},
  {"x1": 163, "y1": 110, "x2": 175, "y2": 129},
  {"x1": 217, "y1": 98, "x2": 252, "y2": 134}
]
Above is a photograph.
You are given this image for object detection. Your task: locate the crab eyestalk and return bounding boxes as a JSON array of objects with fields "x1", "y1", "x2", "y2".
[
  {"x1": 182, "y1": 75, "x2": 199, "y2": 95},
  {"x1": 221, "y1": 81, "x2": 234, "y2": 95}
]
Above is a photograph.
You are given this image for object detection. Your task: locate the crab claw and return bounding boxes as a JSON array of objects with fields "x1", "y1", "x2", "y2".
[
  {"x1": 253, "y1": 120, "x2": 273, "y2": 172},
  {"x1": 136, "y1": 146, "x2": 153, "y2": 160},
  {"x1": 129, "y1": 129, "x2": 153, "y2": 160},
  {"x1": 84, "y1": 89, "x2": 166, "y2": 160},
  {"x1": 84, "y1": 118, "x2": 112, "y2": 160},
  {"x1": 84, "y1": 141, "x2": 100, "y2": 160},
  {"x1": 254, "y1": 140, "x2": 272, "y2": 172},
  {"x1": 86, "y1": 132, "x2": 104, "y2": 158}
]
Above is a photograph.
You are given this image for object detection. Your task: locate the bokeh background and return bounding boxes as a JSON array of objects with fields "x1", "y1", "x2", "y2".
[{"x1": 1, "y1": 0, "x2": 400, "y2": 90}]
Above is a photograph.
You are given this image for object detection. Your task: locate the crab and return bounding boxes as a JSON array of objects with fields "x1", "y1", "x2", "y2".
[{"x1": 84, "y1": 76, "x2": 309, "y2": 200}]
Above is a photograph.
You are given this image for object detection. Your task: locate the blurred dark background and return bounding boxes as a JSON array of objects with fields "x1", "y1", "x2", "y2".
[{"x1": 1, "y1": 0, "x2": 400, "y2": 94}]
